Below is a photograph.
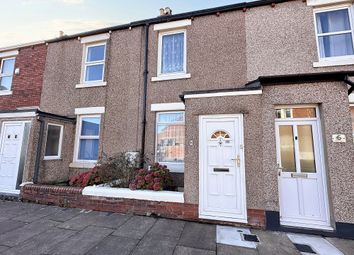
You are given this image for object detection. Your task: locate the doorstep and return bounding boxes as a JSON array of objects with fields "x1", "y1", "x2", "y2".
[{"x1": 82, "y1": 186, "x2": 185, "y2": 203}]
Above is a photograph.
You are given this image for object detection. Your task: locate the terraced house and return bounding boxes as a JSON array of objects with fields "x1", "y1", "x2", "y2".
[
  {"x1": 0, "y1": 41, "x2": 47, "y2": 194},
  {"x1": 2, "y1": 0, "x2": 354, "y2": 239}
]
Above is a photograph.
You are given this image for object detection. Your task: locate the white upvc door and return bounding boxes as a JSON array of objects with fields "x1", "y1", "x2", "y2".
[
  {"x1": 0, "y1": 122, "x2": 25, "y2": 194},
  {"x1": 199, "y1": 115, "x2": 247, "y2": 223},
  {"x1": 276, "y1": 120, "x2": 331, "y2": 230}
]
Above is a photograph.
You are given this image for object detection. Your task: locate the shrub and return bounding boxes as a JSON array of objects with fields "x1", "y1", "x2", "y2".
[
  {"x1": 129, "y1": 163, "x2": 175, "y2": 191},
  {"x1": 69, "y1": 152, "x2": 139, "y2": 188}
]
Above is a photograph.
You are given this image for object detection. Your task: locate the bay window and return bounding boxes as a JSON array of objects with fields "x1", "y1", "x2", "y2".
[
  {"x1": 315, "y1": 7, "x2": 354, "y2": 60},
  {"x1": 156, "y1": 112, "x2": 185, "y2": 172}
]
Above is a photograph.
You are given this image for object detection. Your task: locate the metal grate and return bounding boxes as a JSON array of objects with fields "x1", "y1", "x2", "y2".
[
  {"x1": 293, "y1": 243, "x2": 317, "y2": 254},
  {"x1": 242, "y1": 234, "x2": 259, "y2": 242}
]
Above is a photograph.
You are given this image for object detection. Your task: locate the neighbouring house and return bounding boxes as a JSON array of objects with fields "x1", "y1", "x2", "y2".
[
  {"x1": 0, "y1": 41, "x2": 47, "y2": 195},
  {"x1": 13, "y1": 0, "x2": 354, "y2": 239}
]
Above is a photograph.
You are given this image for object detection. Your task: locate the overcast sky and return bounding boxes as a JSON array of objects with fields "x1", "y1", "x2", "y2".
[{"x1": 0, "y1": 0, "x2": 250, "y2": 48}]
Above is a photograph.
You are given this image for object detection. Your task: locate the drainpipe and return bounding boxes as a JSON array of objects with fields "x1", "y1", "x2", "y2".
[
  {"x1": 140, "y1": 23, "x2": 150, "y2": 168},
  {"x1": 33, "y1": 115, "x2": 45, "y2": 184}
]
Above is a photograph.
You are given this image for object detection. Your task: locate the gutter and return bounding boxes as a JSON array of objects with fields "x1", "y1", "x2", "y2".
[
  {"x1": 179, "y1": 71, "x2": 354, "y2": 102},
  {"x1": 140, "y1": 24, "x2": 150, "y2": 168},
  {"x1": 344, "y1": 75, "x2": 354, "y2": 95},
  {"x1": 45, "y1": 0, "x2": 293, "y2": 44}
]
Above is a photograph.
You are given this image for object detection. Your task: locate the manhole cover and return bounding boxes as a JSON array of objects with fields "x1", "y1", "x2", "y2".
[
  {"x1": 293, "y1": 243, "x2": 317, "y2": 254},
  {"x1": 242, "y1": 234, "x2": 259, "y2": 242}
]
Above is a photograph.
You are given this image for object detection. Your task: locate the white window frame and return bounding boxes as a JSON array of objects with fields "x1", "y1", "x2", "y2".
[
  {"x1": 44, "y1": 123, "x2": 64, "y2": 160},
  {"x1": 73, "y1": 114, "x2": 101, "y2": 164},
  {"x1": 0, "y1": 57, "x2": 16, "y2": 93},
  {"x1": 155, "y1": 111, "x2": 185, "y2": 173},
  {"x1": 152, "y1": 29, "x2": 190, "y2": 82},
  {"x1": 77, "y1": 42, "x2": 107, "y2": 88},
  {"x1": 313, "y1": 5, "x2": 354, "y2": 66}
]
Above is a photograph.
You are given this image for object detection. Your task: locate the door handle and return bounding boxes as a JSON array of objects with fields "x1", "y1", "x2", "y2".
[{"x1": 231, "y1": 155, "x2": 241, "y2": 167}]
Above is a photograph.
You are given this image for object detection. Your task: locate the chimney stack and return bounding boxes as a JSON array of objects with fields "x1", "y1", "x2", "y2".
[
  {"x1": 159, "y1": 7, "x2": 172, "y2": 16},
  {"x1": 59, "y1": 31, "x2": 65, "y2": 38}
]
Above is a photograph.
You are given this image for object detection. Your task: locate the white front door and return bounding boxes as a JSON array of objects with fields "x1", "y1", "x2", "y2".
[
  {"x1": 199, "y1": 115, "x2": 247, "y2": 223},
  {"x1": 276, "y1": 120, "x2": 331, "y2": 230},
  {"x1": 0, "y1": 122, "x2": 25, "y2": 193}
]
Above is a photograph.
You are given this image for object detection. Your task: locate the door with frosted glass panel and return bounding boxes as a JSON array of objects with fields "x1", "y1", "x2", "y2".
[{"x1": 276, "y1": 120, "x2": 330, "y2": 229}]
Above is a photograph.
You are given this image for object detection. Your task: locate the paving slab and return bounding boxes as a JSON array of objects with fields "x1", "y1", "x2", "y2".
[
  {"x1": 131, "y1": 233, "x2": 179, "y2": 255},
  {"x1": 0, "y1": 202, "x2": 45, "y2": 219},
  {"x1": 2, "y1": 227, "x2": 76, "y2": 255},
  {"x1": 46, "y1": 207, "x2": 83, "y2": 222},
  {"x1": 0, "y1": 219, "x2": 58, "y2": 247},
  {"x1": 0, "y1": 245, "x2": 9, "y2": 253},
  {"x1": 92, "y1": 213, "x2": 132, "y2": 229},
  {"x1": 56, "y1": 211, "x2": 111, "y2": 231},
  {"x1": 174, "y1": 246, "x2": 216, "y2": 255},
  {"x1": 178, "y1": 222, "x2": 216, "y2": 251},
  {"x1": 217, "y1": 244, "x2": 259, "y2": 255},
  {"x1": 12, "y1": 205, "x2": 62, "y2": 223},
  {"x1": 86, "y1": 235, "x2": 139, "y2": 255},
  {"x1": 147, "y1": 218, "x2": 185, "y2": 238},
  {"x1": 112, "y1": 215, "x2": 157, "y2": 239},
  {"x1": 49, "y1": 226, "x2": 113, "y2": 255},
  {"x1": 0, "y1": 220, "x2": 26, "y2": 235},
  {"x1": 326, "y1": 237, "x2": 354, "y2": 255},
  {"x1": 253, "y1": 230, "x2": 299, "y2": 255}
]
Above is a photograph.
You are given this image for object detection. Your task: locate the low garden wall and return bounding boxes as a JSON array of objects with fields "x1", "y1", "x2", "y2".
[{"x1": 20, "y1": 184, "x2": 265, "y2": 228}]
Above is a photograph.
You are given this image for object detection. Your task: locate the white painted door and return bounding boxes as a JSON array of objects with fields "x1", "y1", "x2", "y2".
[
  {"x1": 0, "y1": 122, "x2": 25, "y2": 193},
  {"x1": 276, "y1": 120, "x2": 331, "y2": 230},
  {"x1": 199, "y1": 115, "x2": 247, "y2": 223}
]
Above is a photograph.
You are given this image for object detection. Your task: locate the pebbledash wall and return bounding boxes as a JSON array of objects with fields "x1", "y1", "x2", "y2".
[{"x1": 29, "y1": 0, "x2": 354, "y2": 235}]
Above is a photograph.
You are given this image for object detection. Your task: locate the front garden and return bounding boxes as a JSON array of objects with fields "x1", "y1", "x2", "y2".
[{"x1": 66, "y1": 152, "x2": 183, "y2": 203}]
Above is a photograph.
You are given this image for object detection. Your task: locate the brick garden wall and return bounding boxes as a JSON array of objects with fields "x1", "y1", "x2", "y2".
[
  {"x1": 0, "y1": 44, "x2": 47, "y2": 110},
  {"x1": 21, "y1": 184, "x2": 265, "y2": 228}
]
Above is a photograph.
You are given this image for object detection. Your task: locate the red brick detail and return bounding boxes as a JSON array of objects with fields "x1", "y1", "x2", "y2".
[
  {"x1": 247, "y1": 208, "x2": 266, "y2": 228},
  {"x1": 0, "y1": 44, "x2": 47, "y2": 110},
  {"x1": 21, "y1": 185, "x2": 265, "y2": 228}
]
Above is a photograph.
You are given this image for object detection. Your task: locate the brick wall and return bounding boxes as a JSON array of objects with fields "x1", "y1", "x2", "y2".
[
  {"x1": 0, "y1": 44, "x2": 47, "y2": 110},
  {"x1": 21, "y1": 184, "x2": 265, "y2": 228}
]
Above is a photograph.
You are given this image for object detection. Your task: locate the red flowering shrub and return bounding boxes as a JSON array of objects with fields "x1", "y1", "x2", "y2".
[
  {"x1": 69, "y1": 167, "x2": 102, "y2": 188},
  {"x1": 69, "y1": 152, "x2": 139, "y2": 188},
  {"x1": 129, "y1": 163, "x2": 175, "y2": 191}
]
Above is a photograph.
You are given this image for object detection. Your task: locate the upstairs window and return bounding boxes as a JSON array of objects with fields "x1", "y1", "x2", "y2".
[
  {"x1": 0, "y1": 58, "x2": 15, "y2": 91},
  {"x1": 315, "y1": 7, "x2": 354, "y2": 59},
  {"x1": 158, "y1": 30, "x2": 186, "y2": 76},
  {"x1": 83, "y1": 43, "x2": 106, "y2": 83}
]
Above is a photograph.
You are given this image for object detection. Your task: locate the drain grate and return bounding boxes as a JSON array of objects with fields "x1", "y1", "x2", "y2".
[
  {"x1": 242, "y1": 234, "x2": 259, "y2": 242},
  {"x1": 293, "y1": 243, "x2": 317, "y2": 254}
]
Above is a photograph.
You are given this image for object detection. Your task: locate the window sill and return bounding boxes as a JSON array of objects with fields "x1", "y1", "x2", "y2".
[
  {"x1": 151, "y1": 73, "x2": 191, "y2": 82},
  {"x1": 0, "y1": 91, "x2": 13, "y2": 96},
  {"x1": 313, "y1": 58, "x2": 354, "y2": 68},
  {"x1": 69, "y1": 162, "x2": 96, "y2": 169},
  {"x1": 158, "y1": 162, "x2": 184, "y2": 173},
  {"x1": 75, "y1": 82, "x2": 107, "y2": 89},
  {"x1": 43, "y1": 156, "x2": 61, "y2": 161}
]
